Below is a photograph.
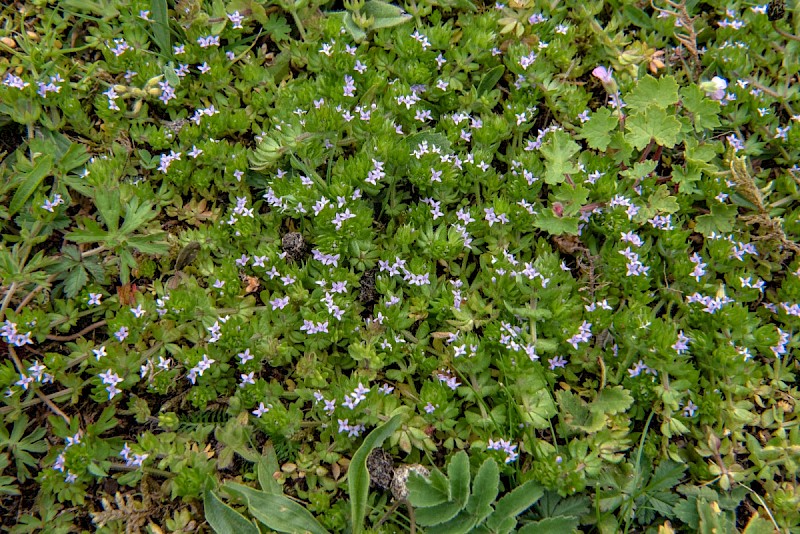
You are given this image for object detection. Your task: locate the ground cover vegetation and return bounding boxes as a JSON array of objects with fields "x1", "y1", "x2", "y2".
[{"x1": 0, "y1": 0, "x2": 799, "y2": 531}]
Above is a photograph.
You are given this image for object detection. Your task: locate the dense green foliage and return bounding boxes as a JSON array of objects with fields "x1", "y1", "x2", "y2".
[{"x1": 1, "y1": 0, "x2": 799, "y2": 531}]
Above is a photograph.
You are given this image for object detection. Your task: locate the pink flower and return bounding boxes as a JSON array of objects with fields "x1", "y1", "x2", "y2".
[{"x1": 592, "y1": 66, "x2": 614, "y2": 85}]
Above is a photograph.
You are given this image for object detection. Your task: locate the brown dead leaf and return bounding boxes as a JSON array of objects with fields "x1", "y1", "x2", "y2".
[
  {"x1": 243, "y1": 275, "x2": 260, "y2": 294},
  {"x1": 117, "y1": 284, "x2": 138, "y2": 306}
]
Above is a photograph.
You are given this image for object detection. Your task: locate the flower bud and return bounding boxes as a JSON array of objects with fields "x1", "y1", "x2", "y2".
[{"x1": 144, "y1": 75, "x2": 163, "y2": 90}]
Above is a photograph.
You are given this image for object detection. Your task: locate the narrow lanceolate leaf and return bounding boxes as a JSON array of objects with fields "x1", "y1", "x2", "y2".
[
  {"x1": 349, "y1": 414, "x2": 403, "y2": 534},
  {"x1": 223, "y1": 482, "x2": 329, "y2": 534},
  {"x1": 203, "y1": 491, "x2": 259, "y2": 534},
  {"x1": 477, "y1": 65, "x2": 504, "y2": 98},
  {"x1": 8, "y1": 154, "x2": 53, "y2": 218},
  {"x1": 150, "y1": 0, "x2": 171, "y2": 57}
]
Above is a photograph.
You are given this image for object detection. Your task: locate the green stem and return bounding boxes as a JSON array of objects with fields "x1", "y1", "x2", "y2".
[
  {"x1": 290, "y1": 10, "x2": 307, "y2": 40},
  {"x1": 108, "y1": 462, "x2": 175, "y2": 478}
]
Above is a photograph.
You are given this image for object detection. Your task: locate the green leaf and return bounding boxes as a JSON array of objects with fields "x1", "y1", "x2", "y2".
[
  {"x1": 120, "y1": 197, "x2": 158, "y2": 235},
  {"x1": 8, "y1": 154, "x2": 53, "y2": 218},
  {"x1": 671, "y1": 165, "x2": 701, "y2": 195},
  {"x1": 415, "y1": 498, "x2": 464, "y2": 527},
  {"x1": 534, "y1": 209, "x2": 579, "y2": 236},
  {"x1": 428, "y1": 511, "x2": 477, "y2": 534},
  {"x1": 465, "y1": 458, "x2": 498, "y2": 520},
  {"x1": 63, "y1": 266, "x2": 88, "y2": 299},
  {"x1": 625, "y1": 75, "x2": 679, "y2": 110},
  {"x1": 407, "y1": 469, "x2": 451, "y2": 507},
  {"x1": 622, "y1": 6, "x2": 652, "y2": 28},
  {"x1": 56, "y1": 141, "x2": 91, "y2": 173},
  {"x1": 150, "y1": 0, "x2": 171, "y2": 58},
  {"x1": 694, "y1": 204, "x2": 737, "y2": 236},
  {"x1": 680, "y1": 84, "x2": 721, "y2": 132},
  {"x1": 66, "y1": 219, "x2": 110, "y2": 244},
  {"x1": 503, "y1": 302, "x2": 552, "y2": 321},
  {"x1": 342, "y1": 13, "x2": 368, "y2": 42},
  {"x1": 223, "y1": 482, "x2": 329, "y2": 534},
  {"x1": 510, "y1": 374, "x2": 558, "y2": 429},
  {"x1": 87, "y1": 462, "x2": 109, "y2": 477},
  {"x1": 557, "y1": 390, "x2": 604, "y2": 433},
  {"x1": 625, "y1": 107, "x2": 682, "y2": 150},
  {"x1": 349, "y1": 415, "x2": 403, "y2": 534},
  {"x1": 517, "y1": 516, "x2": 580, "y2": 533},
  {"x1": 646, "y1": 460, "x2": 686, "y2": 493},
  {"x1": 619, "y1": 161, "x2": 657, "y2": 181},
  {"x1": 477, "y1": 65, "x2": 504, "y2": 98},
  {"x1": 578, "y1": 107, "x2": 618, "y2": 151},
  {"x1": 553, "y1": 184, "x2": 589, "y2": 216},
  {"x1": 204, "y1": 490, "x2": 260, "y2": 534},
  {"x1": 264, "y1": 13, "x2": 292, "y2": 43},
  {"x1": 128, "y1": 235, "x2": 169, "y2": 255},
  {"x1": 648, "y1": 184, "x2": 680, "y2": 214},
  {"x1": 361, "y1": 0, "x2": 412, "y2": 28},
  {"x1": 486, "y1": 480, "x2": 544, "y2": 530},
  {"x1": 448, "y1": 451, "x2": 470, "y2": 506},
  {"x1": 94, "y1": 189, "x2": 122, "y2": 232},
  {"x1": 590, "y1": 386, "x2": 634, "y2": 415},
  {"x1": 742, "y1": 513, "x2": 778, "y2": 534},
  {"x1": 540, "y1": 130, "x2": 580, "y2": 184},
  {"x1": 257, "y1": 444, "x2": 282, "y2": 495}
]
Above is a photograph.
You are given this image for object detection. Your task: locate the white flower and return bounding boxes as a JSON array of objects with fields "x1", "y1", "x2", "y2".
[{"x1": 252, "y1": 402, "x2": 271, "y2": 417}]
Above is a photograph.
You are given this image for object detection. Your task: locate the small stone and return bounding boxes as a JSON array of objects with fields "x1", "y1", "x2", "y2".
[
  {"x1": 391, "y1": 464, "x2": 429, "y2": 501},
  {"x1": 366, "y1": 448, "x2": 394, "y2": 490},
  {"x1": 358, "y1": 268, "x2": 379, "y2": 304},
  {"x1": 282, "y1": 232, "x2": 306, "y2": 262},
  {"x1": 768, "y1": 0, "x2": 785, "y2": 20}
]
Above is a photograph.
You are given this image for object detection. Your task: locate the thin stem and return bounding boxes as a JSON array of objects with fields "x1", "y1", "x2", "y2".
[
  {"x1": 772, "y1": 21, "x2": 800, "y2": 43},
  {"x1": 16, "y1": 273, "x2": 58, "y2": 313},
  {"x1": 46, "y1": 307, "x2": 99, "y2": 330},
  {"x1": 81, "y1": 245, "x2": 108, "y2": 257},
  {"x1": 46, "y1": 319, "x2": 107, "y2": 342},
  {"x1": 290, "y1": 10, "x2": 306, "y2": 40},
  {"x1": 35, "y1": 388, "x2": 71, "y2": 424},
  {"x1": 7, "y1": 346, "x2": 70, "y2": 424},
  {"x1": 0, "y1": 282, "x2": 18, "y2": 321},
  {"x1": 0, "y1": 388, "x2": 74, "y2": 415},
  {"x1": 108, "y1": 462, "x2": 175, "y2": 478}
]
